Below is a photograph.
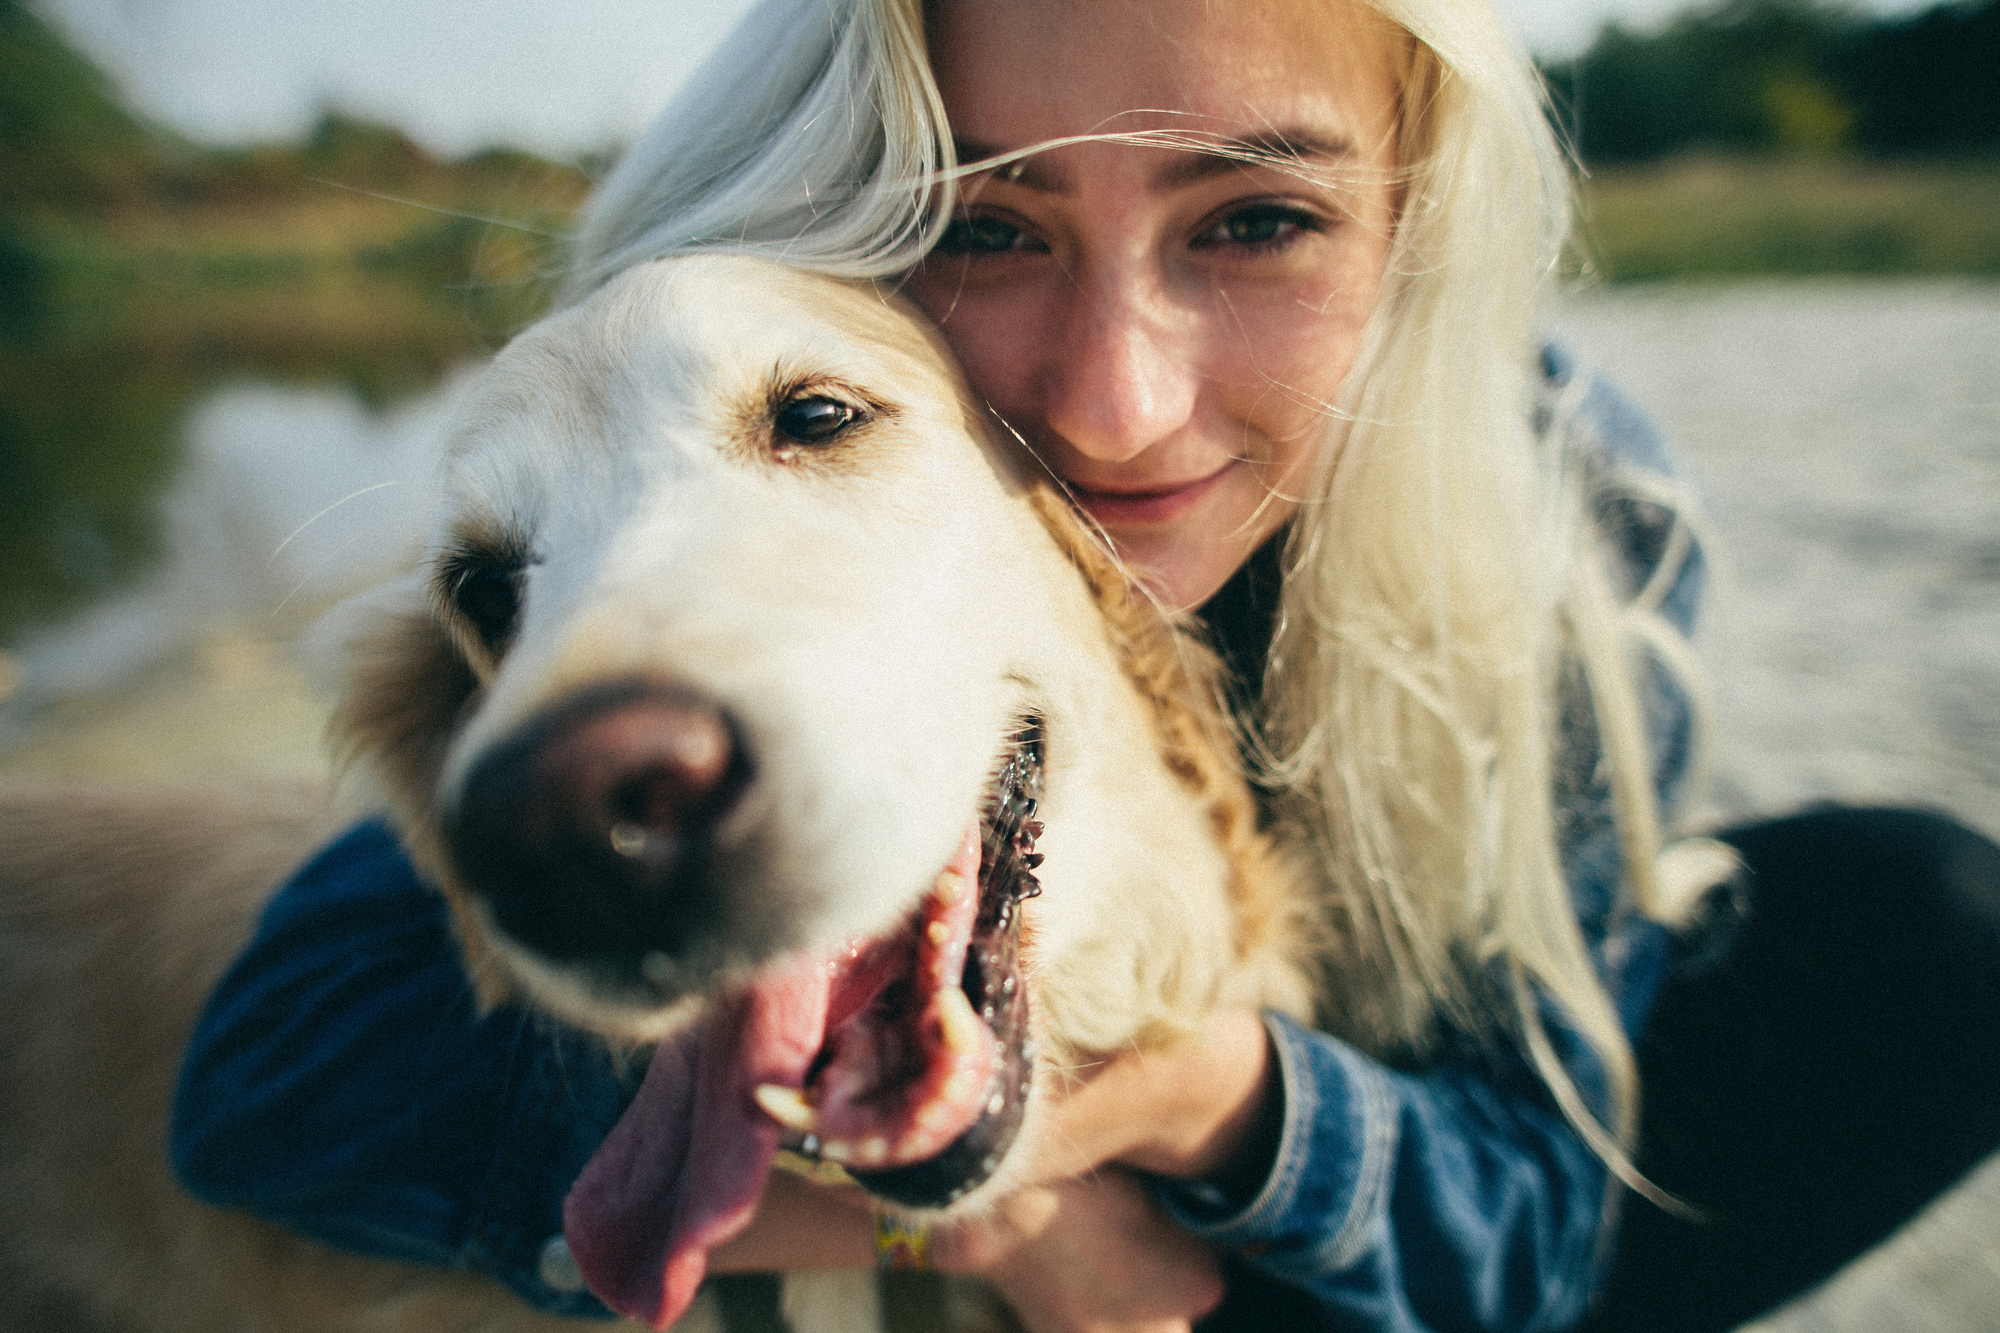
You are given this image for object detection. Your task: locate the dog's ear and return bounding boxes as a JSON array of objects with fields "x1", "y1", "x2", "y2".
[
  {"x1": 314, "y1": 576, "x2": 520, "y2": 1009},
  {"x1": 315, "y1": 576, "x2": 476, "y2": 853}
]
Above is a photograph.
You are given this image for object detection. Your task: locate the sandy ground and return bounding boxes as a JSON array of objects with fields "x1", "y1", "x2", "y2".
[
  {"x1": 0, "y1": 617, "x2": 334, "y2": 784},
  {"x1": 1551, "y1": 279, "x2": 2000, "y2": 842}
]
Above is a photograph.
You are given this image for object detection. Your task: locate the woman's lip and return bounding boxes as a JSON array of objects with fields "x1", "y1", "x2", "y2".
[{"x1": 1067, "y1": 465, "x2": 1231, "y2": 526}]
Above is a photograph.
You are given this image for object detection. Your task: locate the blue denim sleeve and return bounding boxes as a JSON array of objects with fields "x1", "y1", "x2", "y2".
[
  {"x1": 168, "y1": 820, "x2": 635, "y2": 1318},
  {"x1": 1161, "y1": 1009, "x2": 1624, "y2": 1332}
]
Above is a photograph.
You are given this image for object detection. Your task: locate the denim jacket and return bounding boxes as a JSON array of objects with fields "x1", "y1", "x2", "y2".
[{"x1": 170, "y1": 347, "x2": 1701, "y2": 1330}]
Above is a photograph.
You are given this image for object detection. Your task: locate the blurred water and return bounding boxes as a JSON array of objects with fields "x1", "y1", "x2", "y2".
[
  {"x1": 0, "y1": 371, "x2": 470, "y2": 746},
  {"x1": 1552, "y1": 280, "x2": 2000, "y2": 839},
  {"x1": 4, "y1": 281, "x2": 1996, "y2": 841}
]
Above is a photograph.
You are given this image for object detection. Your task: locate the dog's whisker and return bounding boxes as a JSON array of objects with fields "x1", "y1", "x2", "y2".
[
  {"x1": 266, "y1": 482, "x2": 402, "y2": 569},
  {"x1": 269, "y1": 529, "x2": 377, "y2": 617}
]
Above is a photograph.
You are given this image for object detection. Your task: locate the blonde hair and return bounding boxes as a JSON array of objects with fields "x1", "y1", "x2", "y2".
[
  {"x1": 564, "y1": 0, "x2": 948, "y2": 297},
  {"x1": 1260, "y1": 0, "x2": 1695, "y2": 1177},
  {"x1": 564, "y1": 0, "x2": 1704, "y2": 1174}
]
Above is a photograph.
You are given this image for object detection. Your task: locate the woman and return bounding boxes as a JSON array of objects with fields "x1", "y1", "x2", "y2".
[{"x1": 171, "y1": 0, "x2": 2000, "y2": 1329}]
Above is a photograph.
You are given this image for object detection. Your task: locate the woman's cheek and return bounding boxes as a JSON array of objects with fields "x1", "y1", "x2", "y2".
[
  {"x1": 918, "y1": 285, "x2": 1052, "y2": 418},
  {"x1": 1210, "y1": 288, "x2": 1371, "y2": 428}
]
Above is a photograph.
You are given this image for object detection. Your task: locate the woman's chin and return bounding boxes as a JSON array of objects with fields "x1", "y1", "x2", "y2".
[{"x1": 1099, "y1": 531, "x2": 1256, "y2": 614}]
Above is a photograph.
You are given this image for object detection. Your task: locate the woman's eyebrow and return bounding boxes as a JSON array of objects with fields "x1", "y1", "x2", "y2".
[
  {"x1": 953, "y1": 130, "x2": 1357, "y2": 195},
  {"x1": 1154, "y1": 130, "x2": 1358, "y2": 187}
]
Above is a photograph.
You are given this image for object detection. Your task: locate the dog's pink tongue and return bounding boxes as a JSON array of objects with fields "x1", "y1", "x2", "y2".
[{"x1": 562, "y1": 955, "x2": 829, "y2": 1330}]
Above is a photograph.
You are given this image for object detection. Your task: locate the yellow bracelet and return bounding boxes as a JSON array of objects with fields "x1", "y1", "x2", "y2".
[{"x1": 873, "y1": 1214, "x2": 932, "y2": 1272}]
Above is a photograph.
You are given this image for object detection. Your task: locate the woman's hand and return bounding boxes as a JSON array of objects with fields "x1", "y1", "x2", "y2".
[
  {"x1": 1028, "y1": 1007, "x2": 1281, "y2": 1190},
  {"x1": 934, "y1": 1171, "x2": 1224, "y2": 1333}
]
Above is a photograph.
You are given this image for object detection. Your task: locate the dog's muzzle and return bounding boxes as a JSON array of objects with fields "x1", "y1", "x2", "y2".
[{"x1": 448, "y1": 679, "x2": 1046, "y2": 1212}]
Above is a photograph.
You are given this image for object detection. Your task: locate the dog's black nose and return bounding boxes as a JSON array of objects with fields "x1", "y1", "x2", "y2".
[{"x1": 448, "y1": 681, "x2": 752, "y2": 989}]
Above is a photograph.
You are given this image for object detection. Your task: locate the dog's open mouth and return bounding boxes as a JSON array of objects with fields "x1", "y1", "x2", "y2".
[
  {"x1": 764, "y1": 722, "x2": 1043, "y2": 1207},
  {"x1": 561, "y1": 724, "x2": 1045, "y2": 1327}
]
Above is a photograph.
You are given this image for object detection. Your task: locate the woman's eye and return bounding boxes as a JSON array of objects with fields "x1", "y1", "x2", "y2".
[
  {"x1": 1194, "y1": 202, "x2": 1323, "y2": 251},
  {"x1": 775, "y1": 395, "x2": 860, "y2": 444},
  {"x1": 450, "y1": 559, "x2": 523, "y2": 651},
  {"x1": 933, "y1": 214, "x2": 1042, "y2": 256}
]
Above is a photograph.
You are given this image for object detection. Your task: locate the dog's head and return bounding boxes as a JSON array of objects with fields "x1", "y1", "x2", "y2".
[{"x1": 323, "y1": 255, "x2": 1307, "y2": 1270}]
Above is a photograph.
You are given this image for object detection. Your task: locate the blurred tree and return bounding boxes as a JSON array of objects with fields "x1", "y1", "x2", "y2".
[
  {"x1": 0, "y1": 0, "x2": 148, "y2": 206},
  {"x1": 1834, "y1": 0, "x2": 2000, "y2": 153},
  {"x1": 1542, "y1": 0, "x2": 1999, "y2": 162}
]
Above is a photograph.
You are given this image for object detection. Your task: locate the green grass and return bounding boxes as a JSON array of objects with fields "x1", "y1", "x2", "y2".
[{"x1": 1572, "y1": 155, "x2": 2000, "y2": 282}]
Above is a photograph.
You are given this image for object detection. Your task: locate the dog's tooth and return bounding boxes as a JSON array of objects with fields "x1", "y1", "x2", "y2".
[
  {"x1": 753, "y1": 1084, "x2": 820, "y2": 1135},
  {"x1": 609, "y1": 823, "x2": 649, "y2": 859},
  {"x1": 858, "y1": 1136, "x2": 889, "y2": 1166},
  {"x1": 925, "y1": 920, "x2": 952, "y2": 947},
  {"x1": 936, "y1": 985, "x2": 984, "y2": 1054},
  {"x1": 932, "y1": 870, "x2": 965, "y2": 904},
  {"x1": 820, "y1": 1139, "x2": 853, "y2": 1164}
]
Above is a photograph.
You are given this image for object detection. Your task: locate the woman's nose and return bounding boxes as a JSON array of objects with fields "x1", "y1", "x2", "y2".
[{"x1": 1039, "y1": 272, "x2": 1199, "y2": 465}]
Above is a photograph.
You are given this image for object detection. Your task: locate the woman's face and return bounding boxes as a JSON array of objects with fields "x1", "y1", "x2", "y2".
[{"x1": 906, "y1": 0, "x2": 1404, "y2": 611}]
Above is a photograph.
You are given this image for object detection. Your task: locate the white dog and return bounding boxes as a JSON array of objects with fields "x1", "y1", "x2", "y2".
[{"x1": 0, "y1": 254, "x2": 1312, "y2": 1333}]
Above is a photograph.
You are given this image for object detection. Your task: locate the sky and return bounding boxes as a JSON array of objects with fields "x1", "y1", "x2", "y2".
[{"x1": 37, "y1": 0, "x2": 1941, "y2": 160}]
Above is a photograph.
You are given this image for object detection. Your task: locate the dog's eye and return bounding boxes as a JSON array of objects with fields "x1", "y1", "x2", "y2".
[
  {"x1": 449, "y1": 559, "x2": 524, "y2": 651},
  {"x1": 774, "y1": 395, "x2": 860, "y2": 445}
]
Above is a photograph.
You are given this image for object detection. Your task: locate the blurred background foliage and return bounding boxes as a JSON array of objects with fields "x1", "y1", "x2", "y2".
[
  {"x1": 1543, "y1": 0, "x2": 2000, "y2": 279},
  {"x1": 0, "y1": 0, "x2": 1995, "y2": 645},
  {"x1": 0, "y1": 0, "x2": 587, "y2": 642},
  {"x1": 1543, "y1": 0, "x2": 1998, "y2": 159}
]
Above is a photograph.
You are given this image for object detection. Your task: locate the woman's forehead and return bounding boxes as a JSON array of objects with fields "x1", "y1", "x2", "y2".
[{"x1": 926, "y1": 0, "x2": 1404, "y2": 160}]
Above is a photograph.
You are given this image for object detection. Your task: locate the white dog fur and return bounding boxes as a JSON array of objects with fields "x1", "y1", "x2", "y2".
[{"x1": 0, "y1": 254, "x2": 1314, "y2": 1333}]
